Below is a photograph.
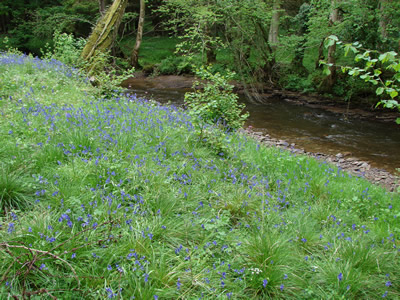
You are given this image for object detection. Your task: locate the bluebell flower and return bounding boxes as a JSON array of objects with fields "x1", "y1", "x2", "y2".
[
  {"x1": 263, "y1": 279, "x2": 268, "y2": 287},
  {"x1": 177, "y1": 278, "x2": 181, "y2": 290},
  {"x1": 338, "y1": 273, "x2": 343, "y2": 281}
]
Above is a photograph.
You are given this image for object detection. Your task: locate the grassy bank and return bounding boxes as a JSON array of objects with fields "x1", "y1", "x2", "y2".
[{"x1": 0, "y1": 53, "x2": 399, "y2": 299}]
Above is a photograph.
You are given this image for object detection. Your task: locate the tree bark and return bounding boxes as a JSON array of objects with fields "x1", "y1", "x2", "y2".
[
  {"x1": 327, "y1": 0, "x2": 339, "y2": 87},
  {"x1": 81, "y1": 0, "x2": 128, "y2": 63},
  {"x1": 99, "y1": 0, "x2": 106, "y2": 15},
  {"x1": 130, "y1": 0, "x2": 145, "y2": 68},
  {"x1": 379, "y1": 0, "x2": 389, "y2": 40},
  {"x1": 268, "y1": 0, "x2": 280, "y2": 51},
  {"x1": 205, "y1": 25, "x2": 217, "y2": 64},
  {"x1": 315, "y1": 38, "x2": 325, "y2": 69}
]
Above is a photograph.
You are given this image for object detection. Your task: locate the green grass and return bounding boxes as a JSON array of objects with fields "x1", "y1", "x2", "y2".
[
  {"x1": 0, "y1": 52, "x2": 399, "y2": 299},
  {"x1": 119, "y1": 35, "x2": 179, "y2": 68}
]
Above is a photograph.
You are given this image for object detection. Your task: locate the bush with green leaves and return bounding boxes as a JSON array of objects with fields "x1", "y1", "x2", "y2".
[
  {"x1": 185, "y1": 67, "x2": 249, "y2": 131},
  {"x1": 322, "y1": 35, "x2": 400, "y2": 124},
  {"x1": 41, "y1": 31, "x2": 86, "y2": 66}
]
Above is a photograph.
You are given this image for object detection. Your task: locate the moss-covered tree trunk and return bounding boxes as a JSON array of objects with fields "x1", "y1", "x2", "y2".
[
  {"x1": 130, "y1": 0, "x2": 145, "y2": 68},
  {"x1": 268, "y1": 0, "x2": 280, "y2": 52},
  {"x1": 327, "y1": 0, "x2": 339, "y2": 88},
  {"x1": 81, "y1": 0, "x2": 128, "y2": 62}
]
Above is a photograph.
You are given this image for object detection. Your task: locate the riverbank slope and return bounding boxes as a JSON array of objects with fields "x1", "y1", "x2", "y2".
[{"x1": 1, "y1": 53, "x2": 399, "y2": 299}]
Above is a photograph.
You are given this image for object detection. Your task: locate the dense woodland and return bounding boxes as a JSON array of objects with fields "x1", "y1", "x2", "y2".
[{"x1": 1, "y1": 0, "x2": 400, "y2": 106}]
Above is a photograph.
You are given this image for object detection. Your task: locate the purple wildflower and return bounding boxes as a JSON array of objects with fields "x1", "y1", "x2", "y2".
[{"x1": 338, "y1": 273, "x2": 343, "y2": 281}]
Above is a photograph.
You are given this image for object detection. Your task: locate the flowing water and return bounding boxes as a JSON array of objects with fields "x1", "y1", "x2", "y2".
[{"x1": 125, "y1": 83, "x2": 400, "y2": 174}]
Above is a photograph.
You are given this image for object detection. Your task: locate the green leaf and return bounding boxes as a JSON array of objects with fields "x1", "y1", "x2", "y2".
[
  {"x1": 355, "y1": 54, "x2": 363, "y2": 62},
  {"x1": 390, "y1": 90, "x2": 398, "y2": 99},
  {"x1": 379, "y1": 52, "x2": 397, "y2": 63},
  {"x1": 379, "y1": 53, "x2": 387, "y2": 62},
  {"x1": 376, "y1": 87, "x2": 384, "y2": 95},
  {"x1": 396, "y1": 118, "x2": 400, "y2": 125},
  {"x1": 370, "y1": 80, "x2": 378, "y2": 85},
  {"x1": 324, "y1": 35, "x2": 338, "y2": 48},
  {"x1": 323, "y1": 66, "x2": 331, "y2": 76},
  {"x1": 329, "y1": 35, "x2": 339, "y2": 42}
]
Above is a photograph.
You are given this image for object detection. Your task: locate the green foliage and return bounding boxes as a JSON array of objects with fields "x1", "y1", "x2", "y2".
[
  {"x1": 83, "y1": 51, "x2": 135, "y2": 98},
  {"x1": 41, "y1": 31, "x2": 86, "y2": 66},
  {"x1": 157, "y1": 0, "x2": 225, "y2": 61},
  {"x1": 157, "y1": 0, "x2": 277, "y2": 80},
  {"x1": 0, "y1": 37, "x2": 22, "y2": 55},
  {"x1": 2, "y1": 1, "x2": 98, "y2": 54},
  {"x1": 157, "y1": 55, "x2": 194, "y2": 75},
  {"x1": 279, "y1": 72, "x2": 315, "y2": 93},
  {"x1": 39, "y1": 30, "x2": 134, "y2": 99},
  {"x1": 185, "y1": 66, "x2": 249, "y2": 131},
  {"x1": 323, "y1": 35, "x2": 400, "y2": 123}
]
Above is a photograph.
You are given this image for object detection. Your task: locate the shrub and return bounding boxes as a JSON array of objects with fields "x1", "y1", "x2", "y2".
[
  {"x1": 41, "y1": 31, "x2": 86, "y2": 66},
  {"x1": 185, "y1": 66, "x2": 249, "y2": 131}
]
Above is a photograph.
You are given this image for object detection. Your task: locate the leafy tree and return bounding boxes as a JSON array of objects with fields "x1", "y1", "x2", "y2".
[{"x1": 185, "y1": 66, "x2": 248, "y2": 131}]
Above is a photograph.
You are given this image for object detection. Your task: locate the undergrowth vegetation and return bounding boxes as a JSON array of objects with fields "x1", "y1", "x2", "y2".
[{"x1": 0, "y1": 53, "x2": 399, "y2": 299}]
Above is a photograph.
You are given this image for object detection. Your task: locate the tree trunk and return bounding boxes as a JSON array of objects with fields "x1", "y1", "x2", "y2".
[
  {"x1": 315, "y1": 38, "x2": 325, "y2": 69},
  {"x1": 379, "y1": 0, "x2": 389, "y2": 41},
  {"x1": 205, "y1": 25, "x2": 217, "y2": 64},
  {"x1": 254, "y1": 20, "x2": 276, "y2": 81},
  {"x1": 268, "y1": 0, "x2": 280, "y2": 51},
  {"x1": 327, "y1": 0, "x2": 339, "y2": 87},
  {"x1": 130, "y1": 0, "x2": 145, "y2": 68},
  {"x1": 81, "y1": 0, "x2": 128, "y2": 63},
  {"x1": 99, "y1": 0, "x2": 106, "y2": 15}
]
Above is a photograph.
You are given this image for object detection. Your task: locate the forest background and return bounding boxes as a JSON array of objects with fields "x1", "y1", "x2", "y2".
[{"x1": 1, "y1": 0, "x2": 400, "y2": 109}]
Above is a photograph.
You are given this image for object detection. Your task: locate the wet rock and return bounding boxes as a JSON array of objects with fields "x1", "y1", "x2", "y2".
[
  {"x1": 277, "y1": 140, "x2": 289, "y2": 147},
  {"x1": 336, "y1": 153, "x2": 344, "y2": 158}
]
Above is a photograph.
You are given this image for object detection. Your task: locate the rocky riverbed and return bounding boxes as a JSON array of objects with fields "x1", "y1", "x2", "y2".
[{"x1": 243, "y1": 128, "x2": 399, "y2": 192}]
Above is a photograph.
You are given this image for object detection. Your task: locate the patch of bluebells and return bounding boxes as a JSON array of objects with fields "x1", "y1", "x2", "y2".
[
  {"x1": 0, "y1": 53, "x2": 84, "y2": 81},
  {"x1": 1, "y1": 54, "x2": 398, "y2": 299}
]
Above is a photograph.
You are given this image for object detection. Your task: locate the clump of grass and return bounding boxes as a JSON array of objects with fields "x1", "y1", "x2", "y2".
[
  {"x1": 0, "y1": 53, "x2": 399, "y2": 299},
  {"x1": 0, "y1": 166, "x2": 35, "y2": 213}
]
